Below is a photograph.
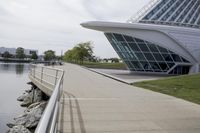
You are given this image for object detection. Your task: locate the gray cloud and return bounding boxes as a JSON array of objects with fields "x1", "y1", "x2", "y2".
[
  {"x1": 82, "y1": 0, "x2": 149, "y2": 21},
  {"x1": 0, "y1": 0, "x2": 149, "y2": 57}
]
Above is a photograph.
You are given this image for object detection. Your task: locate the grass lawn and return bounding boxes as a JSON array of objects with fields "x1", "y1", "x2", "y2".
[
  {"x1": 133, "y1": 74, "x2": 200, "y2": 104},
  {"x1": 81, "y1": 62, "x2": 127, "y2": 70}
]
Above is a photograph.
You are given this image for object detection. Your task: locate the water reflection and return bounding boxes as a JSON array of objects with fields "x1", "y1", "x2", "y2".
[
  {"x1": 1, "y1": 63, "x2": 10, "y2": 71},
  {"x1": 0, "y1": 62, "x2": 30, "y2": 132},
  {"x1": 0, "y1": 62, "x2": 29, "y2": 75},
  {"x1": 15, "y1": 64, "x2": 24, "y2": 75}
]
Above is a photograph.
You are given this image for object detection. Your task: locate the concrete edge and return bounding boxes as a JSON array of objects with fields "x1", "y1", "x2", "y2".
[
  {"x1": 81, "y1": 66, "x2": 132, "y2": 85},
  {"x1": 29, "y1": 75, "x2": 53, "y2": 96}
]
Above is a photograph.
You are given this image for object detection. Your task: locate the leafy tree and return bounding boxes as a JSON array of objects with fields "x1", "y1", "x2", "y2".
[
  {"x1": 44, "y1": 50, "x2": 56, "y2": 61},
  {"x1": 16, "y1": 47, "x2": 25, "y2": 59},
  {"x1": 2, "y1": 51, "x2": 11, "y2": 58},
  {"x1": 63, "y1": 50, "x2": 74, "y2": 62},
  {"x1": 31, "y1": 52, "x2": 38, "y2": 60},
  {"x1": 76, "y1": 42, "x2": 93, "y2": 62},
  {"x1": 64, "y1": 41, "x2": 93, "y2": 64}
]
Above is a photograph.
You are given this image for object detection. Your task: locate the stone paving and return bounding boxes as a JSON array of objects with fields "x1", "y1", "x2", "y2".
[{"x1": 51, "y1": 63, "x2": 200, "y2": 133}]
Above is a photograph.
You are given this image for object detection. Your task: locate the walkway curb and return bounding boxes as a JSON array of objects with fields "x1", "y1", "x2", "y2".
[{"x1": 81, "y1": 66, "x2": 132, "y2": 85}]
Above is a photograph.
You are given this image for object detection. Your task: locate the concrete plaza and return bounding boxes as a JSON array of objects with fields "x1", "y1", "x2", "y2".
[{"x1": 56, "y1": 63, "x2": 200, "y2": 133}]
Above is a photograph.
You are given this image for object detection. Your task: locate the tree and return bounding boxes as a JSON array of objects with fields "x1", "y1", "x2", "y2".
[
  {"x1": 56, "y1": 56, "x2": 63, "y2": 61},
  {"x1": 16, "y1": 47, "x2": 25, "y2": 59},
  {"x1": 44, "y1": 50, "x2": 56, "y2": 61},
  {"x1": 2, "y1": 51, "x2": 11, "y2": 58},
  {"x1": 74, "y1": 41, "x2": 93, "y2": 63},
  {"x1": 76, "y1": 42, "x2": 93, "y2": 63},
  {"x1": 31, "y1": 52, "x2": 38, "y2": 60},
  {"x1": 63, "y1": 50, "x2": 74, "y2": 62},
  {"x1": 63, "y1": 41, "x2": 93, "y2": 64},
  {"x1": 110, "y1": 58, "x2": 119, "y2": 63}
]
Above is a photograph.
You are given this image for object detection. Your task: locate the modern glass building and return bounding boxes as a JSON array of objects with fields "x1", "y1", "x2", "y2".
[{"x1": 81, "y1": 0, "x2": 200, "y2": 75}]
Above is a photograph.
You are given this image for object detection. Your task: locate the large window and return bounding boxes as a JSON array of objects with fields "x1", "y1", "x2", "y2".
[{"x1": 105, "y1": 33, "x2": 191, "y2": 75}]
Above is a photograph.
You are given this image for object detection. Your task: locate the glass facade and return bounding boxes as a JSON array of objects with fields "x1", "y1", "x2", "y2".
[{"x1": 105, "y1": 33, "x2": 192, "y2": 75}]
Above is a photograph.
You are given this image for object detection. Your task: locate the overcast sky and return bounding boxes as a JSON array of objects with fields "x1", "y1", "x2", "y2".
[{"x1": 0, "y1": 0, "x2": 150, "y2": 57}]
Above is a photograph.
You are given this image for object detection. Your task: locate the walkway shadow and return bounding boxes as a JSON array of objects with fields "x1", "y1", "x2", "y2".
[{"x1": 59, "y1": 91, "x2": 86, "y2": 133}]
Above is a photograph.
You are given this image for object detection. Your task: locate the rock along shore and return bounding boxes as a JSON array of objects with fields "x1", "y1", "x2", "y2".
[{"x1": 7, "y1": 82, "x2": 49, "y2": 133}]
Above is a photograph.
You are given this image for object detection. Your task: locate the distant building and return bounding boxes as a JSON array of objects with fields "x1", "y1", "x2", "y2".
[
  {"x1": 38, "y1": 55, "x2": 44, "y2": 61},
  {"x1": 0, "y1": 47, "x2": 38, "y2": 56}
]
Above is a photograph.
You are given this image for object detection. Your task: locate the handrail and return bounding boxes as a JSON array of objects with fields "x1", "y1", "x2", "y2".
[
  {"x1": 29, "y1": 64, "x2": 65, "y2": 133},
  {"x1": 127, "y1": 0, "x2": 161, "y2": 23}
]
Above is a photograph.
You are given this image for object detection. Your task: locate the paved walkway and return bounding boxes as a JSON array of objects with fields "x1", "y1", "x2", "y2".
[{"x1": 57, "y1": 63, "x2": 200, "y2": 133}]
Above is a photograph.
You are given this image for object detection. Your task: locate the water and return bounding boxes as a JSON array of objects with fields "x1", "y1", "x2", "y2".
[{"x1": 0, "y1": 63, "x2": 30, "y2": 132}]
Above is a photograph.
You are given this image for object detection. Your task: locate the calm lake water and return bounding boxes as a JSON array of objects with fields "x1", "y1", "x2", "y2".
[{"x1": 0, "y1": 63, "x2": 30, "y2": 132}]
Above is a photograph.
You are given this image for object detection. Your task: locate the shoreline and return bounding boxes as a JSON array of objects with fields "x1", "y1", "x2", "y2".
[
  {"x1": 0, "y1": 59, "x2": 31, "y2": 63},
  {"x1": 7, "y1": 82, "x2": 49, "y2": 133}
]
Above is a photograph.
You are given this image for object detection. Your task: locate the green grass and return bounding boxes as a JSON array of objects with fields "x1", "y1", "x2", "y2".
[
  {"x1": 81, "y1": 62, "x2": 127, "y2": 70},
  {"x1": 133, "y1": 74, "x2": 200, "y2": 104}
]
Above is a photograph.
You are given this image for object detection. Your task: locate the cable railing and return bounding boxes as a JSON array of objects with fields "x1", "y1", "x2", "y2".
[
  {"x1": 29, "y1": 64, "x2": 65, "y2": 133},
  {"x1": 127, "y1": 0, "x2": 161, "y2": 23}
]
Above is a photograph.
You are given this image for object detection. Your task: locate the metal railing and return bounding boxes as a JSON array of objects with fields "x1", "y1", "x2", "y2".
[
  {"x1": 29, "y1": 64, "x2": 65, "y2": 133},
  {"x1": 127, "y1": 0, "x2": 161, "y2": 23}
]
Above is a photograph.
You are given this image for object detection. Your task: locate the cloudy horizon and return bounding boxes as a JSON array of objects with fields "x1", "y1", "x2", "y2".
[{"x1": 0, "y1": 0, "x2": 149, "y2": 57}]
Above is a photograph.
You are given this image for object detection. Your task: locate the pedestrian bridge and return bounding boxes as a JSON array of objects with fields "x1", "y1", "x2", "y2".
[{"x1": 29, "y1": 63, "x2": 200, "y2": 133}]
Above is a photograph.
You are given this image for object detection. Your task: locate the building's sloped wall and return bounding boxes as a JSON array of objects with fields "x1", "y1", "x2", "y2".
[
  {"x1": 81, "y1": 21, "x2": 200, "y2": 74},
  {"x1": 168, "y1": 32, "x2": 200, "y2": 63},
  {"x1": 105, "y1": 33, "x2": 192, "y2": 75},
  {"x1": 101, "y1": 27, "x2": 196, "y2": 64}
]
